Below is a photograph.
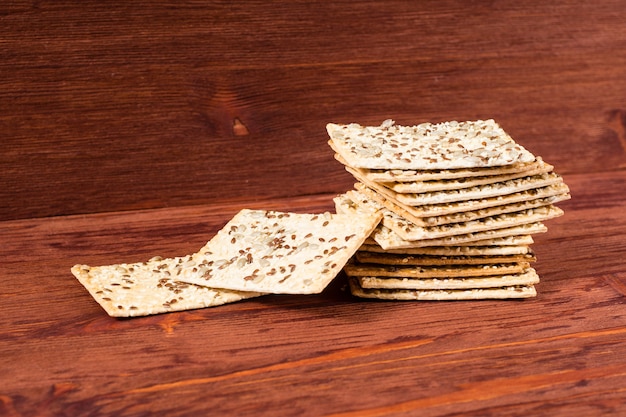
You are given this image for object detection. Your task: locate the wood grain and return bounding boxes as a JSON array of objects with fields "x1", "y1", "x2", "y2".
[
  {"x1": 2, "y1": 1, "x2": 626, "y2": 415},
  {"x1": 2, "y1": 0, "x2": 626, "y2": 220},
  {"x1": 2, "y1": 171, "x2": 626, "y2": 416}
]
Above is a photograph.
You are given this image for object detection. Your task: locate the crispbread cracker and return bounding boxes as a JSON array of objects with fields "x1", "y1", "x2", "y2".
[
  {"x1": 372, "y1": 222, "x2": 546, "y2": 249},
  {"x1": 383, "y1": 161, "x2": 553, "y2": 193},
  {"x1": 355, "y1": 182, "x2": 570, "y2": 226},
  {"x1": 337, "y1": 189, "x2": 564, "y2": 241},
  {"x1": 358, "y1": 243, "x2": 532, "y2": 256},
  {"x1": 355, "y1": 181, "x2": 570, "y2": 219},
  {"x1": 180, "y1": 209, "x2": 381, "y2": 294},
  {"x1": 330, "y1": 118, "x2": 568, "y2": 302},
  {"x1": 355, "y1": 251, "x2": 536, "y2": 266},
  {"x1": 393, "y1": 173, "x2": 565, "y2": 206},
  {"x1": 452, "y1": 235, "x2": 535, "y2": 246},
  {"x1": 383, "y1": 204, "x2": 564, "y2": 241},
  {"x1": 348, "y1": 278, "x2": 537, "y2": 300},
  {"x1": 357, "y1": 268, "x2": 539, "y2": 290},
  {"x1": 363, "y1": 234, "x2": 535, "y2": 248},
  {"x1": 327, "y1": 119, "x2": 535, "y2": 170},
  {"x1": 71, "y1": 259, "x2": 262, "y2": 317},
  {"x1": 335, "y1": 191, "x2": 562, "y2": 242},
  {"x1": 343, "y1": 156, "x2": 550, "y2": 182},
  {"x1": 348, "y1": 166, "x2": 564, "y2": 206},
  {"x1": 345, "y1": 261, "x2": 529, "y2": 278}
]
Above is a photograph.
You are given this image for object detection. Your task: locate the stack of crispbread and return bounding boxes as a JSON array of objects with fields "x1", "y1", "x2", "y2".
[
  {"x1": 71, "y1": 118, "x2": 569, "y2": 318},
  {"x1": 327, "y1": 119, "x2": 570, "y2": 300}
]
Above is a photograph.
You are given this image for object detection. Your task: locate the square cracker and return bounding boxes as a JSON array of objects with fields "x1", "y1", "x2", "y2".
[
  {"x1": 180, "y1": 209, "x2": 381, "y2": 294},
  {"x1": 344, "y1": 261, "x2": 530, "y2": 278},
  {"x1": 71, "y1": 258, "x2": 263, "y2": 317},
  {"x1": 331, "y1": 153, "x2": 554, "y2": 193},
  {"x1": 391, "y1": 205, "x2": 562, "y2": 242},
  {"x1": 327, "y1": 119, "x2": 536, "y2": 170},
  {"x1": 337, "y1": 153, "x2": 549, "y2": 182},
  {"x1": 370, "y1": 222, "x2": 547, "y2": 250},
  {"x1": 347, "y1": 166, "x2": 564, "y2": 206},
  {"x1": 348, "y1": 278, "x2": 537, "y2": 300},
  {"x1": 358, "y1": 243, "x2": 532, "y2": 256},
  {"x1": 354, "y1": 182, "x2": 570, "y2": 226},
  {"x1": 335, "y1": 190, "x2": 562, "y2": 243},
  {"x1": 356, "y1": 268, "x2": 539, "y2": 290},
  {"x1": 336, "y1": 189, "x2": 564, "y2": 241},
  {"x1": 355, "y1": 250, "x2": 536, "y2": 266},
  {"x1": 363, "y1": 234, "x2": 534, "y2": 248},
  {"x1": 382, "y1": 160, "x2": 554, "y2": 193}
]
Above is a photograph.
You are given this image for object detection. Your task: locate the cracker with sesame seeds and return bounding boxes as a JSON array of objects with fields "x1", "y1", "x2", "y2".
[
  {"x1": 344, "y1": 261, "x2": 530, "y2": 279},
  {"x1": 354, "y1": 250, "x2": 536, "y2": 266},
  {"x1": 326, "y1": 119, "x2": 536, "y2": 170},
  {"x1": 370, "y1": 223, "x2": 547, "y2": 250},
  {"x1": 334, "y1": 152, "x2": 549, "y2": 183},
  {"x1": 338, "y1": 187, "x2": 569, "y2": 237},
  {"x1": 348, "y1": 278, "x2": 537, "y2": 300},
  {"x1": 355, "y1": 268, "x2": 539, "y2": 290},
  {"x1": 333, "y1": 151, "x2": 553, "y2": 191},
  {"x1": 179, "y1": 209, "x2": 381, "y2": 294},
  {"x1": 71, "y1": 258, "x2": 263, "y2": 318},
  {"x1": 358, "y1": 243, "x2": 533, "y2": 256},
  {"x1": 384, "y1": 161, "x2": 553, "y2": 193},
  {"x1": 363, "y1": 234, "x2": 535, "y2": 248},
  {"x1": 334, "y1": 190, "x2": 562, "y2": 243},
  {"x1": 354, "y1": 182, "x2": 571, "y2": 226},
  {"x1": 347, "y1": 166, "x2": 565, "y2": 206}
]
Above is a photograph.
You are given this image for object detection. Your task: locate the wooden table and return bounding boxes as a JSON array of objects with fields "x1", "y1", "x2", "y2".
[{"x1": 2, "y1": 1, "x2": 626, "y2": 415}]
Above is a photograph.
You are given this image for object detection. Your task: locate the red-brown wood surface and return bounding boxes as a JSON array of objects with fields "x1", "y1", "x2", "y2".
[
  {"x1": 2, "y1": 172, "x2": 626, "y2": 416},
  {"x1": 2, "y1": 1, "x2": 626, "y2": 416},
  {"x1": 2, "y1": 0, "x2": 626, "y2": 221}
]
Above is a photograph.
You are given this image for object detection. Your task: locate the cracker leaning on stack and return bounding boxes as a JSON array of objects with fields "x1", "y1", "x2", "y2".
[{"x1": 327, "y1": 119, "x2": 570, "y2": 300}]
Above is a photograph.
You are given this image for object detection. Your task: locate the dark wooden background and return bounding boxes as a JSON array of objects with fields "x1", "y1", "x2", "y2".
[
  {"x1": 3, "y1": 0, "x2": 625, "y2": 221},
  {"x1": 2, "y1": 1, "x2": 626, "y2": 416}
]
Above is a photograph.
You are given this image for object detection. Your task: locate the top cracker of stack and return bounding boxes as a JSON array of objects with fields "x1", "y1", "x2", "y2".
[{"x1": 327, "y1": 119, "x2": 570, "y2": 300}]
